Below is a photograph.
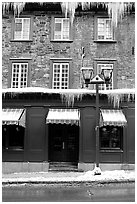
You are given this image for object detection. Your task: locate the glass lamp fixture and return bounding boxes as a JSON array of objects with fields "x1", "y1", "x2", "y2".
[
  {"x1": 101, "y1": 67, "x2": 113, "y2": 83},
  {"x1": 81, "y1": 67, "x2": 94, "y2": 86}
]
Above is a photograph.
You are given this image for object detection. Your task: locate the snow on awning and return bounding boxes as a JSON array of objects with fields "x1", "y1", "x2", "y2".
[
  {"x1": 2, "y1": 109, "x2": 26, "y2": 127},
  {"x1": 46, "y1": 109, "x2": 80, "y2": 126},
  {"x1": 100, "y1": 109, "x2": 127, "y2": 127}
]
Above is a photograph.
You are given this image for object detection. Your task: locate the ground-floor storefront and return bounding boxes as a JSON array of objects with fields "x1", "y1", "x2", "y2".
[{"x1": 2, "y1": 88, "x2": 135, "y2": 173}]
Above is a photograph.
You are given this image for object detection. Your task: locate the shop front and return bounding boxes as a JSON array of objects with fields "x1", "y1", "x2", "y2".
[{"x1": 2, "y1": 89, "x2": 135, "y2": 173}]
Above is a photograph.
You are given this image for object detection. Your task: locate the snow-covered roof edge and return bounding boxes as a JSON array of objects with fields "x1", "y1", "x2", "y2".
[
  {"x1": 2, "y1": 87, "x2": 135, "y2": 108},
  {"x1": 2, "y1": 87, "x2": 135, "y2": 94}
]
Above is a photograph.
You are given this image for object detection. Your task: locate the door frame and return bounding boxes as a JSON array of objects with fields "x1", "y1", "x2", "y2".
[{"x1": 48, "y1": 124, "x2": 79, "y2": 162}]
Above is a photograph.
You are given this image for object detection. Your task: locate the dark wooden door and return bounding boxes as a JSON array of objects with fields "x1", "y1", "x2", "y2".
[{"x1": 48, "y1": 124, "x2": 79, "y2": 162}]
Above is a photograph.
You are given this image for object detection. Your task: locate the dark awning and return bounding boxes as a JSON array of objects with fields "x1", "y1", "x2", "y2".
[
  {"x1": 100, "y1": 109, "x2": 127, "y2": 127},
  {"x1": 2, "y1": 109, "x2": 26, "y2": 127},
  {"x1": 46, "y1": 109, "x2": 80, "y2": 126}
]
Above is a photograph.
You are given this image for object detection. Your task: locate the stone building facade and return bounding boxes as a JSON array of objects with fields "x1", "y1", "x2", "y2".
[{"x1": 2, "y1": 7, "x2": 135, "y2": 89}]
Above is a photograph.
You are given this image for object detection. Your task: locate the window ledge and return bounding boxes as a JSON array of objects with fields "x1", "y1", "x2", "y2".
[
  {"x1": 50, "y1": 40, "x2": 73, "y2": 43},
  {"x1": 100, "y1": 149, "x2": 123, "y2": 153},
  {"x1": 94, "y1": 40, "x2": 117, "y2": 43},
  {"x1": 3, "y1": 148, "x2": 24, "y2": 151},
  {"x1": 10, "y1": 39, "x2": 33, "y2": 42}
]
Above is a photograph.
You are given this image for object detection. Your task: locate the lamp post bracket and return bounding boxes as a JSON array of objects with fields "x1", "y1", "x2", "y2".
[{"x1": 90, "y1": 74, "x2": 105, "y2": 84}]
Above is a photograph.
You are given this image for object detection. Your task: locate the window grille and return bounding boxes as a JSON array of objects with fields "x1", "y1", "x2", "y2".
[
  {"x1": 53, "y1": 63, "x2": 69, "y2": 89},
  {"x1": 11, "y1": 63, "x2": 28, "y2": 88}
]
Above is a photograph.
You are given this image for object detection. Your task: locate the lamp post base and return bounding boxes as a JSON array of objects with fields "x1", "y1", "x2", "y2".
[{"x1": 93, "y1": 165, "x2": 102, "y2": 175}]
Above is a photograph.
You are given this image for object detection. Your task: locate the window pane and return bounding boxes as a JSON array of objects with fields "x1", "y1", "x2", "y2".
[
  {"x1": 54, "y1": 18, "x2": 69, "y2": 40},
  {"x1": 63, "y1": 19, "x2": 69, "y2": 39},
  {"x1": 2, "y1": 125, "x2": 25, "y2": 150},
  {"x1": 100, "y1": 127, "x2": 110, "y2": 148},
  {"x1": 22, "y1": 18, "x2": 30, "y2": 40},
  {"x1": 100, "y1": 126, "x2": 122, "y2": 149},
  {"x1": 14, "y1": 18, "x2": 30, "y2": 40},
  {"x1": 98, "y1": 18, "x2": 113, "y2": 40},
  {"x1": 55, "y1": 23, "x2": 62, "y2": 31}
]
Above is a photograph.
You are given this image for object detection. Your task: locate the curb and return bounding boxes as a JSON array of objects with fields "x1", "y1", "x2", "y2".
[{"x1": 2, "y1": 179, "x2": 135, "y2": 185}]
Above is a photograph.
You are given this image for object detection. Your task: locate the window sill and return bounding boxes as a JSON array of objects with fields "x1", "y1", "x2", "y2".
[
  {"x1": 3, "y1": 147, "x2": 24, "y2": 151},
  {"x1": 50, "y1": 40, "x2": 73, "y2": 43},
  {"x1": 100, "y1": 149, "x2": 123, "y2": 153},
  {"x1": 94, "y1": 40, "x2": 117, "y2": 43},
  {"x1": 10, "y1": 39, "x2": 33, "y2": 42}
]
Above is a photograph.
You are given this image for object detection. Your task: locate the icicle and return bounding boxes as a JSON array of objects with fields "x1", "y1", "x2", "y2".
[
  {"x1": 107, "y1": 91, "x2": 135, "y2": 108},
  {"x1": 2, "y1": 2, "x2": 134, "y2": 26}
]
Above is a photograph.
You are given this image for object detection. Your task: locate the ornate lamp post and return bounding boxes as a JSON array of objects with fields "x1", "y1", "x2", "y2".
[{"x1": 81, "y1": 66, "x2": 113, "y2": 175}]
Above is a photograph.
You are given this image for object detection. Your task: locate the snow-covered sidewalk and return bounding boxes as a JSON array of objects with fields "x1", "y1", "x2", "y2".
[{"x1": 2, "y1": 170, "x2": 135, "y2": 184}]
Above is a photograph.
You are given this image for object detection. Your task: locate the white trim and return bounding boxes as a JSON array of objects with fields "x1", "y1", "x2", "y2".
[
  {"x1": 50, "y1": 58, "x2": 72, "y2": 60},
  {"x1": 10, "y1": 58, "x2": 32, "y2": 60}
]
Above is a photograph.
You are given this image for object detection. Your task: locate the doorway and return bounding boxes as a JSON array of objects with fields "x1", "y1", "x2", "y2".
[{"x1": 48, "y1": 124, "x2": 79, "y2": 162}]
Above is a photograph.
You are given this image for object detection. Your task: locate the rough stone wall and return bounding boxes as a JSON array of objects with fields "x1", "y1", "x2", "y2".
[{"x1": 2, "y1": 12, "x2": 135, "y2": 89}]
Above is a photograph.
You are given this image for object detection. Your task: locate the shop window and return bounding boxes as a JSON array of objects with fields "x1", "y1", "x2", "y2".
[
  {"x1": 12, "y1": 17, "x2": 33, "y2": 41},
  {"x1": 2, "y1": 125, "x2": 25, "y2": 150},
  {"x1": 97, "y1": 18, "x2": 113, "y2": 41},
  {"x1": 51, "y1": 17, "x2": 73, "y2": 41},
  {"x1": 100, "y1": 126, "x2": 123, "y2": 149},
  {"x1": 52, "y1": 63, "x2": 69, "y2": 89},
  {"x1": 11, "y1": 62, "x2": 29, "y2": 88}
]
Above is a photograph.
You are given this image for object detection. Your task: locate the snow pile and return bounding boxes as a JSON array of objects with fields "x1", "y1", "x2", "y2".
[{"x1": 76, "y1": 170, "x2": 135, "y2": 182}]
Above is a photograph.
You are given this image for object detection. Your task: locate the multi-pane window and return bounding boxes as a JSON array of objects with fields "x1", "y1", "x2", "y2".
[
  {"x1": 11, "y1": 63, "x2": 28, "y2": 88},
  {"x1": 97, "y1": 64, "x2": 113, "y2": 90},
  {"x1": 54, "y1": 18, "x2": 70, "y2": 40},
  {"x1": 97, "y1": 18, "x2": 113, "y2": 41},
  {"x1": 53, "y1": 63, "x2": 69, "y2": 89},
  {"x1": 14, "y1": 18, "x2": 30, "y2": 40},
  {"x1": 100, "y1": 126, "x2": 123, "y2": 149}
]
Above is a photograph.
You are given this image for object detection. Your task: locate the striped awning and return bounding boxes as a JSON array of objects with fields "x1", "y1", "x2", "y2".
[
  {"x1": 100, "y1": 109, "x2": 127, "y2": 127},
  {"x1": 46, "y1": 109, "x2": 80, "y2": 126},
  {"x1": 2, "y1": 109, "x2": 26, "y2": 127}
]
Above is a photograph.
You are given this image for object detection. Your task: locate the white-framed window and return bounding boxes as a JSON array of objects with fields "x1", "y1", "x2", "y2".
[
  {"x1": 52, "y1": 63, "x2": 69, "y2": 89},
  {"x1": 97, "y1": 63, "x2": 113, "y2": 90},
  {"x1": 11, "y1": 63, "x2": 28, "y2": 88},
  {"x1": 54, "y1": 18, "x2": 70, "y2": 40},
  {"x1": 97, "y1": 18, "x2": 113, "y2": 41},
  {"x1": 14, "y1": 18, "x2": 30, "y2": 40}
]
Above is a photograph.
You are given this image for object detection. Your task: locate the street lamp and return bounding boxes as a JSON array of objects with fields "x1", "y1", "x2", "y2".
[{"x1": 81, "y1": 66, "x2": 113, "y2": 175}]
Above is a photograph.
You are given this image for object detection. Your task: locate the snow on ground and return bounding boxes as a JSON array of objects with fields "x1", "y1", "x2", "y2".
[{"x1": 2, "y1": 170, "x2": 135, "y2": 183}]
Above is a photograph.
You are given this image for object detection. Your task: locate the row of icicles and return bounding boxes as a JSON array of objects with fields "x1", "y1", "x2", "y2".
[{"x1": 2, "y1": 2, "x2": 134, "y2": 27}]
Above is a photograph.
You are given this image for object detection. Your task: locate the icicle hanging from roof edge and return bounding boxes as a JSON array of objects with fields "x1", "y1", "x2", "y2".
[
  {"x1": 13, "y1": 2, "x2": 26, "y2": 17},
  {"x1": 61, "y1": 2, "x2": 79, "y2": 24},
  {"x1": 107, "y1": 92, "x2": 135, "y2": 108},
  {"x1": 61, "y1": 2, "x2": 133, "y2": 26},
  {"x1": 60, "y1": 92, "x2": 84, "y2": 107},
  {"x1": 2, "y1": 2, "x2": 10, "y2": 15},
  {"x1": 2, "y1": 2, "x2": 26, "y2": 16},
  {"x1": 107, "y1": 2, "x2": 128, "y2": 27}
]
